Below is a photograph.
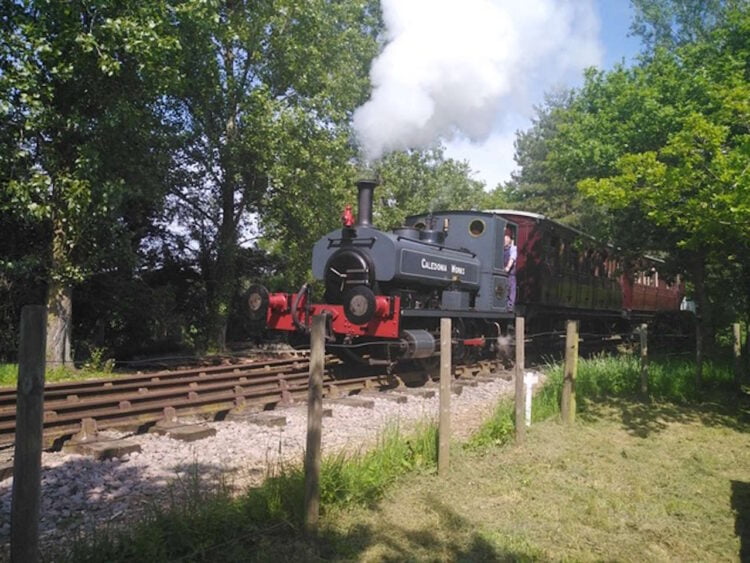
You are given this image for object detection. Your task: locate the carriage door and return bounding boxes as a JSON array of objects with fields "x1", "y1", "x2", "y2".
[{"x1": 492, "y1": 217, "x2": 512, "y2": 312}]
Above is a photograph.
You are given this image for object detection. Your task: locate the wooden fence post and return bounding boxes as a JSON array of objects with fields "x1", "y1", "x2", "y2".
[
  {"x1": 640, "y1": 323, "x2": 649, "y2": 398},
  {"x1": 514, "y1": 316, "x2": 525, "y2": 443},
  {"x1": 561, "y1": 320, "x2": 578, "y2": 425},
  {"x1": 734, "y1": 322, "x2": 743, "y2": 390},
  {"x1": 304, "y1": 314, "x2": 325, "y2": 537},
  {"x1": 11, "y1": 305, "x2": 46, "y2": 563},
  {"x1": 438, "y1": 317, "x2": 451, "y2": 476}
]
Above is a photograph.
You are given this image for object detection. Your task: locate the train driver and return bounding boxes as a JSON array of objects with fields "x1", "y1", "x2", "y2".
[{"x1": 504, "y1": 227, "x2": 517, "y2": 310}]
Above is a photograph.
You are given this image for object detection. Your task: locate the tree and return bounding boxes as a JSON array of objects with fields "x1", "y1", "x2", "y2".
[
  {"x1": 0, "y1": 0, "x2": 178, "y2": 365},
  {"x1": 372, "y1": 147, "x2": 487, "y2": 229},
  {"x1": 578, "y1": 4, "x2": 750, "y2": 379},
  {"x1": 630, "y1": 0, "x2": 729, "y2": 52},
  {"x1": 163, "y1": 0, "x2": 382, "y2": 350},
  {"x1": 498, "y1": 2, "x2": 749, "y2": 384},
  {"x1": 500, "y1": 91, "x2": 587, "y2": 225}
]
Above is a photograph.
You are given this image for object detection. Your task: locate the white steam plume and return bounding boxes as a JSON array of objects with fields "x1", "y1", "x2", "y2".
[{"x1": 353, "y1": 0, "x2": 601, "y2": 161}]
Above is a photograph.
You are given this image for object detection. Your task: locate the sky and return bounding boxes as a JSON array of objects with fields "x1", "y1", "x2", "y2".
[{"x1": 352, "y1": 0, "x2": 644, "y2": 190}]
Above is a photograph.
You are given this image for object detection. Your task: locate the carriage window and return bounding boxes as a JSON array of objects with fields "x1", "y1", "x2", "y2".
[
  {"x1": 469, "y1": 219, "x2": 485, "y2": 237},
  {"x1": 413, "y1": 221, "x2": 426, "y2": 230}
]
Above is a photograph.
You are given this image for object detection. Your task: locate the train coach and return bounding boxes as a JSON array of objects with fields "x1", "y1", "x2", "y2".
[
  {"x1": 247, "y1": 179, "x2": 684, "y2": 366},
  {"x1": 487, "y1": 210, "x2": 683, "y2": 333}
]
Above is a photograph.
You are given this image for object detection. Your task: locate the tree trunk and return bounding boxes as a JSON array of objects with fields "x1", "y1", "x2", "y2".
[
  {"x1": 693, "y1": 253, "x2": 707, "y2": 389},
  {"x1": 206, "y1": 36, "x2": 239, "y2": 353},
  {"x1": 45, "y1": 280, "x2": 72, "y2": 367},
  {"x1": 45, "y1": 218, "x2": 73, "y2": 367},
  {"x1": 206, "y1": 212, "x2": 237, "y2": 352}
]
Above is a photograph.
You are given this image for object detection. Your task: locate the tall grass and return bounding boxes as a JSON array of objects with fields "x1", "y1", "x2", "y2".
[
  {"x1": 544, "y1": 352, "x2": 734, "y2": 406},
  {"x1": 464, "y1": 400, "x2": 515, "y2": 450},
  {"x1": 321, "y1": 422, "x2": 437, "y2": 507},
  {"x1": 467, "y1": 352, "x2": 736, "y2": 450},
  {"x1": 0, "y1": 364, "x2": 16, "y2": 386}
]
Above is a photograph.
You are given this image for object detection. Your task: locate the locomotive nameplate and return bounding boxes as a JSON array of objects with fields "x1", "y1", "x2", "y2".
[{"x1": 399, "y1": 249, "x2": 479, "y2": 284}]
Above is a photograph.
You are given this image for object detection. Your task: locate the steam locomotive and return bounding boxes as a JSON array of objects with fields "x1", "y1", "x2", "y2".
[{"x1": 247, "y1": 179, "x2": 683, "y2": 365}]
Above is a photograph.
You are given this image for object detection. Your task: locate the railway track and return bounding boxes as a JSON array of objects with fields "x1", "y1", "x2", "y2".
[
  {"x1": 0, "y1": 355, "x2": 393, "y2": 449},
  {"x1": 1, "y1": 331, "x2": 626, "y2": 453}
]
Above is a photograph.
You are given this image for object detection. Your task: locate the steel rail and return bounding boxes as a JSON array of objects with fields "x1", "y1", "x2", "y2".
[{"x1": 0, "y1": 357, "x2": 313, "y2": 404}]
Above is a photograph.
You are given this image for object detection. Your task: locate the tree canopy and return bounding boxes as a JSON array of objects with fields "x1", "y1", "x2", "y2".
[
  {"x1": 0, "y1": 0, "x2": 486, "y2": 362},
  {"x1": 2, "y1": 0, "x2": 748, "y2": 364},
  {"x1": 1, "y1": 0, "x2": 179, "y2": 363},
  {"x1": 503, "y1": 0, "x2": 750, "y2": 352}
]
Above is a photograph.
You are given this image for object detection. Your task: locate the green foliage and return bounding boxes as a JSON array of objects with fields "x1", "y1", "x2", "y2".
[
  {"x1": 630, "y1": 0, "x2": 728, "y2": 52},
  {"x1": 502, "y1": 90, "x2": 593, "y2": 226},
  {"x1": 321, "y1": 422, "x2": 438, "y2": 507},
  {"x1": 73, "y1": 265, "x2": 207, "y2": 360},
  {"x1": 81, "y1": 347, "x2": 115, "y2": 374},
  {"x1": 509, "y1": 2, "x2": 750, "y2": 335},
  {"x1": 0, "y1": 364, "x2": 17, "y2": 387},
  {"x1": 50, "y1": 352, "x2": 741, "y2": 561},
  {"x1": 575, "y1": 6, "x2": 750, "y2": 332},
  {"x1": 0, "y1": 0, "x2": 388, "y2": 357},
  {"x1": 542, "y1": 353, "x2": 735, "y2": 408},
  {"x1": 372, "y1": 147, "x2": 488, "y2": 229},
  {"x1": 472, "y1": 353, "x2": 731, "y2": 469},
  {"x1": 1, "y1": 0, "x2": 180, "y2": 363},
  {"x1": 157, "y1": 0, "x2": 383, "y2": 348},
  {"x1": 0, "y1": 363, "x2": 124, "y2": 388},
  {"x1": 464, "y1": 399, "x2": 515, "y2": 450},
  {"x1": 464, "y1": 353, "x2": 737, "y2": 454}
]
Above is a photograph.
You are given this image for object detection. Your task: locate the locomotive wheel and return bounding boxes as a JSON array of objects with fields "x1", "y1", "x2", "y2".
[
  {"x1": 342, "y1": 286, "x2": 377, "y2": 325},
  {"x1": 246, "y1": 284, "x2": 270, "y2": 322}
]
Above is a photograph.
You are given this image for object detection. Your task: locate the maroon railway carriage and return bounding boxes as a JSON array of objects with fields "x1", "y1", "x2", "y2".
[{"x1": 492, "y1": 211, "x2": 683, "y2": 327}]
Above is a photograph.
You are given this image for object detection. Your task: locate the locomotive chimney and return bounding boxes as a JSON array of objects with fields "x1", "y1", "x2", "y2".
[{"x1": 356, "y1": 178, "x2": 377, "y2": 227}]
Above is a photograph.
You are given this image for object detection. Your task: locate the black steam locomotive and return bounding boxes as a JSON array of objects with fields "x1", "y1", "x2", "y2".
[{"x1": 247, "y1": 179, "x2": 683, "y2": 364}]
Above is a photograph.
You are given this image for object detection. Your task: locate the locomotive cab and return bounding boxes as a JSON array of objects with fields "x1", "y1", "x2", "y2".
[{"x1": 404, "y1": 211, "x2": 514, "y2": 314}]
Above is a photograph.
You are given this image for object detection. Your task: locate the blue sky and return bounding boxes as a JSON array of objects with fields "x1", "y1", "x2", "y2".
[
  {"x1": 440, "y1": 1, "x2": 644, "y2": 190},
  {"x1": 598, "y1": 1, "x2": 642, "y2": 69}
]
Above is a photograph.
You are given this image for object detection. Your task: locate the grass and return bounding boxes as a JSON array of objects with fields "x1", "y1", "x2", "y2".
[
  {"x1": 0, "y1": 364, "x2": 16, "y2": 387},
  {"x1": 51, "y1": 352, "x2": 750, "y2": 561},
  {"x1": 0, "y1": 363, "x2": 119, "y2": 387},
  {"x1": 319, "y1": 398, "x2": 750, "y2": 562}
]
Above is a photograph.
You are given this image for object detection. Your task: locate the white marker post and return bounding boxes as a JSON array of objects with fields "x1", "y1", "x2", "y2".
[{"x1": 524, "y1": 371, "x2": 539, "y2": 427}]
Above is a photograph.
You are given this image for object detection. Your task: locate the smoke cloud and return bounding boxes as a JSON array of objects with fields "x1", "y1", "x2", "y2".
[{"x1": 353, "y1": 0, "x2": 601, "y2": 161}]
